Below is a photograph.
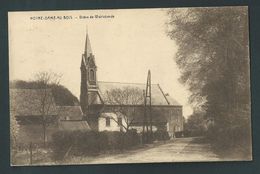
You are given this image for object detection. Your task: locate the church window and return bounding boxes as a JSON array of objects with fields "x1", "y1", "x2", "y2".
[
  {"x1": 89, "y1": 69, "x2": 95, "y2": 81},
  {"x1": 118, "y1": 117, "x2": 122, "y2": 126},
  {"x1": 106, "y1": 117, "x2": 110, "y2": 127}
]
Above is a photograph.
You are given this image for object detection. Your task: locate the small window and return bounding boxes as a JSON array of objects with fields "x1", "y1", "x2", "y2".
[
  {"x1": 106, "y1": 117, "x2": 110, "y2": 127},
  {"x1": 118, "y1": 117, "x2": 122, "y2": 126},
  {"x1": 89, "y1": 69, "x2": 95, "y2": 81}
]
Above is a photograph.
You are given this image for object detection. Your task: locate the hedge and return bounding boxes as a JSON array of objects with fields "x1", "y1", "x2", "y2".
[
  {"x1": 51, "y1": 130, "x2": 172, "y2": 160},
  {"x1": 51, "y1": 130, "x2": 140, "y2": 160},
  {"x1": 153, "y1": 130, "x2": 170, "y2": 141}
]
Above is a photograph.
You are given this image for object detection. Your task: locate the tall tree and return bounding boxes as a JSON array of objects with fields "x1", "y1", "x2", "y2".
[
  {"x1": 33, "y1": 71, "x2": 62, "y2": 146},
  {"x1": 168, "y1": 7, "x2": 252, "y2": 156},
  {"x1": 167, "y1": 7, "x2": 251, "y2": 153}
]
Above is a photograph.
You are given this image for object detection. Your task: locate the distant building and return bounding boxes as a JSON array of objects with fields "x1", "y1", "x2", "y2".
[
  {"x1": 57, "y1": 106, "x2": 84, "y2": 121},
  {"x1": 57, "y1": 105, "x2": 91, "y2": 131},
  {"x1": 80, "y1": 31, "x2": 183, "y2": 137},
  {"x1": 10, "y1": 89, "x2": 58, "y2": 143},
  {"x1": 10, "y1": 89, "x2": 90, "y2": 144}
]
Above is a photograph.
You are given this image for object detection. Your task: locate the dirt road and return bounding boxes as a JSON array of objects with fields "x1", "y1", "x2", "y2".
[{"x1": 71, "y1": 137, "x2": 220, "y2": 164}]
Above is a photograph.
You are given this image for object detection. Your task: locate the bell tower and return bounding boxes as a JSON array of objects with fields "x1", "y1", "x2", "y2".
[{"x1": 80, "y1": 29, "x2": 98, "y2": 114}]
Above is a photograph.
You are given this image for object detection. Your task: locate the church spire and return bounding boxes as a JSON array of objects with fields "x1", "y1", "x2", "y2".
[{"x1": 84, "y1": 26, "x2": 93, "y2": 58}]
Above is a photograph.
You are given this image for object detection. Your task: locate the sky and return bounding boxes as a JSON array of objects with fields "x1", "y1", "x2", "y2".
[{"x1": 8, "y1": 8, "x2": 193, "y2": 117}]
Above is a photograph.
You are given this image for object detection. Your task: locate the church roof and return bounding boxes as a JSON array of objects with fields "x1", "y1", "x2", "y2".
[
  {"x1": 10, "y1": 89, "x2": 58, "y2": 116},
  {"x1": 97, "y1": 81, "x2": 181, "y2": 106}
]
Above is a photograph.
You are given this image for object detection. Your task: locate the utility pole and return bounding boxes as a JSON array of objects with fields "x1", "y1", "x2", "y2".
[
  {"x1": 142, "y1": 70, "x2": 152, "y2": 142},
  {"x1": 146, "y1": 70, "x2": 152, "y2": 133},
  {"x1": 142, "y1": 90, "x2": 148, "y2": 142}
]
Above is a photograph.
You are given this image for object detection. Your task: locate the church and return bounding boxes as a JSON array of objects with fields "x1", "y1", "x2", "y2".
[{"x1": 80, "y1": 31, "x2": 183, "y2": 137}]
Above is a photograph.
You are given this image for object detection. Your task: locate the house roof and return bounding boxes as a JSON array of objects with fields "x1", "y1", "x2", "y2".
[
  {"x1": 100, "y1": 112, "x2": 118, "y2": 119},
  {"x1": 166, "y1": 95, "x2": 181, "y2": 106},
  {"x1": 59, "y1": 120, "x2": 91, "y2": 131},
  {"x1": 10, "y1": 89, "x2": 58, "y2": 116},
  {"x1": 57, "y1": 106, "x2": 83, "y2": 120},
  {"x1": 97, "y1": 81, "x2": 181, "y2": 106}
]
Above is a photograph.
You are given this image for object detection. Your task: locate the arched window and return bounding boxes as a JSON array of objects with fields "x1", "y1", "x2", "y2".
[
  {"x1": 106, "y1": 117, "x2": 110, "y2": 127},
  {"x1": 89, "y1": 69, "x2": 95, "y2": 81},
  {"x1": 117, "y1": 117, "x2": 122, "y2": 126}
]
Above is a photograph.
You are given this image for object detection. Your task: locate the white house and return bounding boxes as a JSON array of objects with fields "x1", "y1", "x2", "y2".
[{"x1": 98, "y1": 112, "x2": 127, "y2": 132}]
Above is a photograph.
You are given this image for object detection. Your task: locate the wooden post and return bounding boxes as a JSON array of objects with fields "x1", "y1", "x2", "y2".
[
  {"x1": 29, "y1": 142, "x2": 33, "y2": 165},
  {"x1": 143, "y1": 70, "x2": 153, "y2": 143},
  {"x1": 140, "y1": 134, "x2": 143, "y2": 145},
  {"x1": 142, "y1": 90, "x2": 146, "y2": 143}
]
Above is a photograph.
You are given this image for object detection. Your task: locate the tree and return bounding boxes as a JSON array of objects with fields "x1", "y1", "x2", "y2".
[
  {"x1": 10, "y1": 111, "x2": 20, "y2": 164},
  {"x1": 33, "y1": 71, "x2": 62, "y2": 146},
  {"x1": 9, "y1": 90, "x2": 21, "y2": 164},
  {"x1": 184, "y1": 112, "x2": 206, "y2": 137},
  {"x1": 10, "y1": 72, "x2": 82, "y2": 147},
  {"x1": 10, "y1": 113, "x2": 19, "y2": 146},
  {"x1": 103, "y1": 87, "x2": 144, "y2": 132},
  {"x1": 167, "y1": 7, "x2": 251, "y2": 154},
  {"x1": 167, "y1": 7, "x2": 250, "y2": 122}
]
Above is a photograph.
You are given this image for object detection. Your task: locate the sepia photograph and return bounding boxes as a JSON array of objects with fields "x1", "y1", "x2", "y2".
[{"x1": 8, "y1": 7, "x2": 251, "y2": 166}]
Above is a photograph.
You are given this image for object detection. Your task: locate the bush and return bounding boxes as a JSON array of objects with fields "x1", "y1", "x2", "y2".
[
  {"x1": 153, "y1": 130, "x2": 170, "y2": 141},
  {"x1": 205, "y1": 122, "x2": 252, "y2": 159},
  {"x1": 141, "y1": 132, "x2": 154, "y2": 144},
  {"x1": 182, "y1": 130, "x2": 204, "y2": 137},
  {"x1": 123, "y1": 129, "x2": 140, "y2": 148},
  {"x1": 51, "y1": 130, "x2": 141, "y2": 160},
  {"x1": 175, "y1": 131, "x2": 184, "y2": 138},
  {"x1": 52, "y1": 130, "x2": 76, "y2": 160}
]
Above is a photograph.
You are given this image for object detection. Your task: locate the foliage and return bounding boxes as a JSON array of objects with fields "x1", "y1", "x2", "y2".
[
  {"x1": 184, "y1": 112, "x2": 206, "y2": 137},
  {"x1": 167, "y1": 7, "x2": 251, "y2": 156},
  {"x1": 10, "y1": 111, "x2": 19, "y2": 148},
  {"x1": 153, "y1": 130, "x2": 170, "y2": 141},
  {"x1": 50, "y1": 84, "x2": 79, "y2": 106},
  {"x1": 51, "y1": 130, "x2": 141, "y2": 161},
  {"x1": 206, "y1": 120, "x2": 252, "y2": 159},
  {"x1": 10, "y1": 112, "x2": 19, "y2": 164},
  {"x1": 34, "y1": 72, "x2": 61, "y2": 146}
]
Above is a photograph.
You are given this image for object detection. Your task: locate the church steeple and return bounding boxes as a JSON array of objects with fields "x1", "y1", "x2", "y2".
[
  {"x1": 84, "y1": 27, "x2": 93, "y2": 59},
  {"x1": 80, "y1": 27, "x2": 98, "y2": 115}
]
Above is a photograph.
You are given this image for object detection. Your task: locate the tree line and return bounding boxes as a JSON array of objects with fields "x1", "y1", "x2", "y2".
[{"x1": 167, "y1": 7, "x2": 251, "y2": 158}]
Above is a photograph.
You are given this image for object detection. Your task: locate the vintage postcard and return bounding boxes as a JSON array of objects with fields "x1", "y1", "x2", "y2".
[{"x1": 8, "y1": 7, "x2": 251, "y2": 166}]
